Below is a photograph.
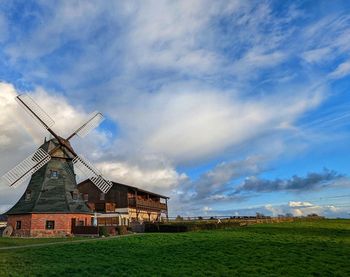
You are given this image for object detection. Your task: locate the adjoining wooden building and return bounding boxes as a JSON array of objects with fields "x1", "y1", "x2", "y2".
[{"x1": 77, "y1": 180, "x2": 169, "y2": 226}]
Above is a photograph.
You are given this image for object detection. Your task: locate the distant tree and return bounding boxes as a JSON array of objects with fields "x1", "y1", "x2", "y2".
[
  {"x1": 307, "y1": 213, "x2": 319, "y2": 218},
  {"x1": 256, "y1": 212, "x2": 265, "y2": 218},
  {"x1": 175, "y1": 215, "x2": 183, "y2": 221},
  {"x1": 198, "y1": 216, "x2": 203, "y2": 220}
]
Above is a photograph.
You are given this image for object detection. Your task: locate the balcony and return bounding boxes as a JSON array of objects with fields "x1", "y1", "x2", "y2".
[{"x1": 128, "y1": 197, "x2": 167, "y2": 211}]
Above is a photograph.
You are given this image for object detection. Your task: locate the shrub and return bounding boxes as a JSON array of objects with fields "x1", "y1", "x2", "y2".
[
  {"x1": 117, "y1": 226, "x2": 128, "y2": 235},
  {"x1": 144, "y1": 221, "x2": 241, "y2": 233},
  {"x1": 99, "y1": 226, "x2": 108, "y2": 237}
]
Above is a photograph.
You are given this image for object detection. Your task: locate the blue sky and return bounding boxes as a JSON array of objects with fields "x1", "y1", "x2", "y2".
[{"x1": 0, "y1": 0, "x2": 349, "y2": 217}]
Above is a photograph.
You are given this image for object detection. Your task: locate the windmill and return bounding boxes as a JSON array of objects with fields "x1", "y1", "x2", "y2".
[{"x1": 1, "y1": 94, "x2": 113, "y2": 237}]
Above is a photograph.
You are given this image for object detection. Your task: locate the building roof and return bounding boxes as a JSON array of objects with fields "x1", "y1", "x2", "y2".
[
  {"x1": 78, "y1": 179, "x2": 169, "y2": 199},
  {"x1": 113, "y1": 182, "x2": 170, "y2": 199},
  {"x1": 0, "y1": 214, "x2": 7, "y2": 221}
]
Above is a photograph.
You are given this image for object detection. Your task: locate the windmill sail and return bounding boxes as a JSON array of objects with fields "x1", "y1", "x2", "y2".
[
  {"x1": 67, "y1": 112, "x2": 104, "y2": 139},
  {"x1": 73, "y1": 155, "x2": 112, "y2": 193},
  {"x1": 16, "y1": 94, "x2": 55, "y2": 130},
  {"x1": 1, "y1": 148, "x2": 51, "y2": 187}
]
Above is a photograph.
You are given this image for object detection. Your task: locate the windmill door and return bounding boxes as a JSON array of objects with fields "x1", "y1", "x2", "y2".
[{"x1": 71, "y1": 218, "x2": 76, "y2": 232}]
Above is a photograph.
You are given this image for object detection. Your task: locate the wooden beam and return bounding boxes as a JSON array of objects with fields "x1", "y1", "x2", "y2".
[{"x1": 165, "y1": 198, "x2": 169, "y2": 222}]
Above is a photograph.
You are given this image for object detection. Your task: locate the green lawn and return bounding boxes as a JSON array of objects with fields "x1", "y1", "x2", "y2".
[
  {"x1": 0, "y1": 236, "x2": 87, "y2": 248},
  {"x1": 0, "y1": 219, "x2": 349, "y2": 276}
]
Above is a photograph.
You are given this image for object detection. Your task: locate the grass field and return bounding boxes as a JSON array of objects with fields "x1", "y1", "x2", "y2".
[
  {"x1": 0, "y1": 219, "x2": 349, "y2": 276},
  {"x1": 0, "y1": 236, "x2": 87, "y2": 248}
]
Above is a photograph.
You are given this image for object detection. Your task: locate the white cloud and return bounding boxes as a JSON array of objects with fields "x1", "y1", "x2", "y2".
[
  {"x1": 288, "y1": 201, "x2": 313, "y2": 207},
  {"x1": 5, "y1": 1, "x2": 108, "y2": 60},
  {"x1": 264, "y1": 204, "x2": 283, "y2": 216},
  {"x1": 301, "y1": 15, "x2": 350, "y2": 65},
  {"x1": 329, "y1": 61, "x2": 350, "y2": 79},
  {"x1": 106, "y1": 82, "x2": 324, "y2": 164},
  {"x1": 186, "y1": 202, "x2": 349, "y2": 218},
  {"x1": 231, "y1": 50, "x2": 287, "y2": 77},
  {"x1": 302, "y1": 47, "x2": 332, "y2": 64},
  {"x1": 125, "y1": 0, "x2": 242, "y2": 74},
  {"x1": 97, "y1": 158, "x2": 187, "y2": 194},
  {"x1": 287, "y1": 202, "x2": 344, "y2": 217},
  {"x1": 202, "y1": 206, "x2": 213, "y2": 215}
]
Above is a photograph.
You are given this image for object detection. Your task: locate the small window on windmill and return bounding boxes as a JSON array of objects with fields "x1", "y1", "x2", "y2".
[
  {"x1": 45, "y1": 220, "x2": 55, "y2": 230},
  {"x1": 25, "y1": 190, "x2": 32, "y2": 201},
  {"x1": 83, "y1": 193, "x2": 89, "y2": 201},
  {"x1": 16, "y1": 221, "x2": 21, "y2": 229},
  {"x1": 71, "y1": 189, "x2": 79, "y2": 201},
  {"x1": 51, "y1": 170, "x2": 58, "y2": 179},
  {"x1": 100, "y1": 193, "x2": 105, "y2": 201}
]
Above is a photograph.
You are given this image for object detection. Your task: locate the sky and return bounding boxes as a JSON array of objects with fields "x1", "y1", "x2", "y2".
[{"x1": 0, "y1": 0, "x2": 349, "y2": 218}]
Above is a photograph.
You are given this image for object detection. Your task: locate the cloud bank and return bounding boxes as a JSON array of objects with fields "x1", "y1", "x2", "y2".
[
  {"x1": 1, "y1": 1, "x2": 350, "y2": 216},
  {"x1": 236, "y1": 169, "x2": 345, "y2": 194}
]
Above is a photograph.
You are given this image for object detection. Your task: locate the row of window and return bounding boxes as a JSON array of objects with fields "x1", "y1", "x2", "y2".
[
  {"x1": 83, "y1": 193, "x2": 105, "y2": 201},
  {"x1": 16, "y1": 220, "x2": 55, "y2": 230},
  {"x1": 73, "y1": 193, "x2": 104, "y2": 201},
  {"x1": 24, "y1": 191, "x2": 95, "y2": 202}
]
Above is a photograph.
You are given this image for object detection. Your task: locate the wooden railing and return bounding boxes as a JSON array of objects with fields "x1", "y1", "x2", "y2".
[{"x1": 128, "y1": 198, "x2": 167, "y2": 210}]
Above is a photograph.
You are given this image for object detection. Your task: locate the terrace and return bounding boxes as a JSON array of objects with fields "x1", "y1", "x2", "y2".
[{"x1": 128, "y1": 197, "x2": 167, "y2": 211}]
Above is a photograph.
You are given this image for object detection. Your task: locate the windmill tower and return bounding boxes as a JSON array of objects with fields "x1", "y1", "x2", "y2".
[{"x1": 1, "y1": 94, "x2": 113, "y2": 237}]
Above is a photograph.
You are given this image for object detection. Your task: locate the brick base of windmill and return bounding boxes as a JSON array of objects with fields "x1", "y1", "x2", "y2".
[{"x1": 7, "y1": 213, "x2": 93, "y2": 237}]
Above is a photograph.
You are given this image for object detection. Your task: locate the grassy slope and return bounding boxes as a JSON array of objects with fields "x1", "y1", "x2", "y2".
[{"x1": 0, "y1": 219, "x2": 349, "y2": 277}]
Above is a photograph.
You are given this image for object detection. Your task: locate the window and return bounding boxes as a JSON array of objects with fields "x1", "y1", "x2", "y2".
[
  {"x1": 83, "y1": 193, "x2": 89, "y2": 201},
  {"x1": 51, "y1": 171, "x2": 58, "y2": 178},
  {"x1": 71, "y1": 190, "x2": 78, "y2": 200},
  {"x1": 95, "y1": 203, "x2": 105, "y2": 212},
  {"x1": 25, "y1": 190, "x2": 32, "y2": 201},
  {"x1": 106, "y1": 203, "x2": 115, "y2": 212},
  {"x1": 16, "y1": 221, "x2": 21, "y2": 229},
  {"x1": 45, "y1": 220, "x2": 55, "y2": 230},
  {"x1": 100, "y1": 193, "x2": 105, "y2": 201}
]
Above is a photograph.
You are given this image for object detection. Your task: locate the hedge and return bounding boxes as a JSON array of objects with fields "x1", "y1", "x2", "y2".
[{"x1": 144, "y1": 221, "x2": 241, "y2": 233}]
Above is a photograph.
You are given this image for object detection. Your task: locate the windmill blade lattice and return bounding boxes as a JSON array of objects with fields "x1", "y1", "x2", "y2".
[
  {"x1": 73, "y1": 155, "x2": 112, "y2": 193},
  {"x1": 16, "y1": 94, "x2": 55, "y2": 130},
  {"x1": 1, "y1": 148, "x2": 51, "y2": 187},
  {"x1": 68, "y1": 112, "x2": 104, "y2": 140}
]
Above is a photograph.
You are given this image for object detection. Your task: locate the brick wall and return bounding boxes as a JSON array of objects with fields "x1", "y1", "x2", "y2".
[
  {"x1": 7, "y1": 214, "x2": 32, "y2": 236},
  {"x1": 7, "y1": 213, "x2": 92, "y2": 237}
]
